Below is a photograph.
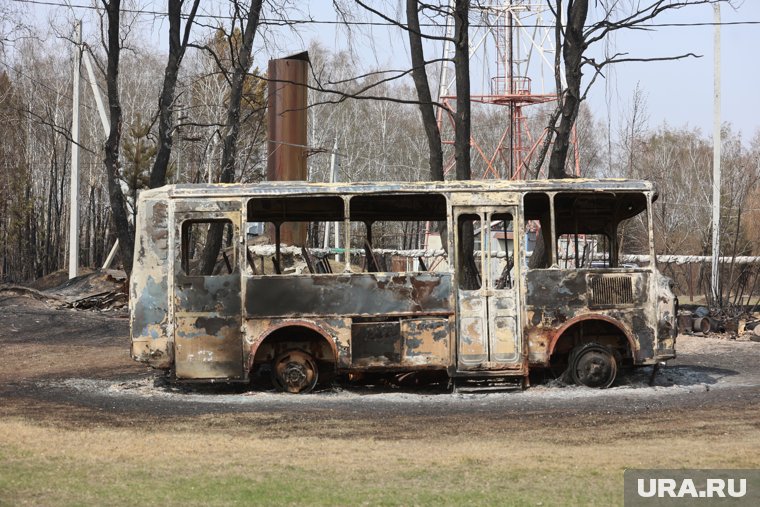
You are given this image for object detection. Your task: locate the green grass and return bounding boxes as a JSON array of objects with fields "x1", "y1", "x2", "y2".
[{"x1": 0, "y1": 452, "x2": 619, "y2": 507}]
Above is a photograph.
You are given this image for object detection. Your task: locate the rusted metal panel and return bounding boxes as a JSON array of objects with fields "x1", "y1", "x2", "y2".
[
  {"x1": 524, "y1": 269, "x2": 649, "y2": 308},
  {"x1": 130, "y1": 198, "x2": 172, "y2": 368},
  {"x1": 175, "y1": 315, "x2": 242, "y2": 379},
  {"x1": 349, "y1": 317, "x2": 451, "y2": 369},
  {"x1": 490, "y1": 294, "x2": 518, "y2": 362},
  {"x1": 400, "y1": 317, "x2": 449, "y2": 367},
  {"x1": 352, "y1": 321, "x2": 402, "y2": 367},
  {"x1": 174, "y1": 198, "x2": 239, "y2": 214},
  {"x1": 523, "y1": 268, "x2": 657, "y2": 365},
  {"x1": 449, "y1": 191, "x2": 521, "y2": 206},
  {"x1": 655, "y1": 273, "x2": 678, "y2": 356},
  {"x1": 174, "y1": 275, "x2": 242, "y2": 315},
  {"x1": 457, "y1": 290, "x2": 488, "y2": 367},
  {"x1": 245, "y1": 273, "x2": 452, "y2": 318},
  {"x1": 173, "y1": 275, "x2": 243, "y2": 378}
]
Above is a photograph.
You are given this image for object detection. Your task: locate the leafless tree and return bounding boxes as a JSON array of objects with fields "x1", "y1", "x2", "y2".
[
  {"x1": 406, "y1": 0, "x2": 443, "y2": 181},
  {"x1": 529, "y1": 0, "x2": 730, "y2": 269},
  {"x1": 198, "y1": 0, "x2": 264, "y2": 274},
  {"x1": 100, "y1": 0, "x2": 134, "y2": 274},
  {"x1": 545, "y1": 0, "x2": 730, "y2": 178},
  {"x1": 149, "y1": 0, "x2": 201, "y2": 188}
]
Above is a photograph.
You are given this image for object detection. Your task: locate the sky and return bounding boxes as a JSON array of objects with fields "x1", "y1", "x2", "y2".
[
  {"x1": 589, "y1": 1, "x2": 760, "y2": 141},
  {"x1": 21, "y1": 0, "x2": 760, "y2": 142}
]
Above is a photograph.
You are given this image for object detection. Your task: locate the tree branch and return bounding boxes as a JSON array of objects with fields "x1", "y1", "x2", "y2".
[
  {"x1": 352, "y1": 0, "x2": 454, "y2": 42},
  {"x1": 585, "y1": 0, "x2": 716, "y2": 45}
]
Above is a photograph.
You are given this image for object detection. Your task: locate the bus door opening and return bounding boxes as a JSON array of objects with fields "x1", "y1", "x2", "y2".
[{"x1": 455, "y1": 207, "x2": 523, "y2": 372}]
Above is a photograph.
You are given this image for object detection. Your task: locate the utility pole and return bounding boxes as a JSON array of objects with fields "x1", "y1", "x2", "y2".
[
  {"x1": 507, "y1": 7, "x2": 514, "y2": 179},
  {"x1": 69, "y1": 22, "x2": 121, "y2": 272},
  {"x1": 82, "y1": 50, "x2": 110, "y2": 135},
  {"x1": 69, "y1": 21, "x2": 82, "y2": 279},
  {"x1": 711, "y1": 4, "x2": 722, "y2": 306}
]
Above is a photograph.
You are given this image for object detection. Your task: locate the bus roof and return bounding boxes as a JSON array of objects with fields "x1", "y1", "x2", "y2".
[{"x1": 140, "y1": 178, "x2": 655, "y2": 200}]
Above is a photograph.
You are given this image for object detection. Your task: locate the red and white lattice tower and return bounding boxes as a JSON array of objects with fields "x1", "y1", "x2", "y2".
[{"x1": 437, "y1": 1, "x2": 578, "y2": 180}]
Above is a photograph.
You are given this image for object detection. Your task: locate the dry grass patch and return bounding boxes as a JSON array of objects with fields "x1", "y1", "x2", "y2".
[{"x1": 1, "y1": 415, "x2": 759, "y2": 506}]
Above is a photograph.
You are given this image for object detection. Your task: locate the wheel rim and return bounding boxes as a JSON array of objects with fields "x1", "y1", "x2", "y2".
[
  {"x1": 272, "y1": 350, "x2": 318, "y2": 394},
  {"x1": 571, "y1": 345, "x2": 617, "y2": 388}
]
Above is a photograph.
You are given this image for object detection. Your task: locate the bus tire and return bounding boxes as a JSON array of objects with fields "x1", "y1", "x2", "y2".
[
  {"x1": 569, "y1": 343, "x2": 617, "y2": 389},
  {"x1": 271, "y1": 349, "x2": 319, "y2": 394}
]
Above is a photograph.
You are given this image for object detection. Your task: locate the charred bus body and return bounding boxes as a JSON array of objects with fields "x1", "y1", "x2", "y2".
[{"x1": 130, "y1": 179, "x2": 677, "y2": 393}]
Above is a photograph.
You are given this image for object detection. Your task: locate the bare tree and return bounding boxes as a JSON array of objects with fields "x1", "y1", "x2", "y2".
[
  {"x1": 451, "y1": 0, "x2": 470, "y2": 181},
  {"x1": 619, "y1": 83, "x2": 649, "y2": 178},
  {"x1": 546, "y1": 0, "x2": 726, "y2": 178},
  {"x1": 101, "y1": 0, "x2": 134, "y2": 274},
  {"x1": 330, "y1": 1, "x2": 468, "y2": 181},
  {"x1": 199, "y1": 0, "x2": 264, "y2": 274},
  {"x1": 0, "y1": 0, "x2": 27, "y2": 55},
  {"x1": 406, "y1": 0, "x2": 443, "y2": 181},
  {"x1": 307, "y1": 44, "x2": 430, "y2": 184},
  {"x1": 149, "y1": 0, "x2": 201, "y2": 188},
  {"x1": 528, "y1": 0, "x2": 726, "y2": 269}
]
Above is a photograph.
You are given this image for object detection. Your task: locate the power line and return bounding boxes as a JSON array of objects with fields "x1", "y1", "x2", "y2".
[{"x1": 11, "y1": 0, "x2": 760, "y2": 28}]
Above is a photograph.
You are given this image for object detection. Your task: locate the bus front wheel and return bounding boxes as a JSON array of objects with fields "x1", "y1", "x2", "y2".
[
  {"x1": 271, "y1": 349, "x2": 319, "y2": 394},
  {"x1": 569, "y1": 343, "x2": 617, "y2": 388}
]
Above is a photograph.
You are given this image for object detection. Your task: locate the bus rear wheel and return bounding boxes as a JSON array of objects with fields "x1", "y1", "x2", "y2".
[
  {"x1": 271, "y1": 349, "x2": 318, "y2": 394},
  {"x1": 569, "y1": 343, "x2": 617, "y2": 388}
]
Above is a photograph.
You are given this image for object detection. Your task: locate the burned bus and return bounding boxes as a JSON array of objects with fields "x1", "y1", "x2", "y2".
[{"x1": 130, "y1": 179, "x2": 677, "y2": 393}]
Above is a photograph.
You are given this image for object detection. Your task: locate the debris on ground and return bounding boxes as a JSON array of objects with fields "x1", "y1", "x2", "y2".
[
  {"x1": 748, "y1": 320, "x2": 760, "y2": 342},
  {"x1": 0, "y1": 285, "x2": 64, "y2": 305},
  {"x1": 69, "y1": 291, "x2": 128, "y2": 311},
  {"x1": 0, "y1": 269, "x2": 128, "y2": 312},
  {"x1": 678, "y1": 305, "x2": 760, "y2": 342}
]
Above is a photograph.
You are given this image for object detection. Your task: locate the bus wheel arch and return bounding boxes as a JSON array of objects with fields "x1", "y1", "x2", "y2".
[
  {"x1": 249, "y1": 322, "x2": 337, "y2": 393},
  {"x1": 548, "y1": 315, "x2": 636, "y2": 388}
]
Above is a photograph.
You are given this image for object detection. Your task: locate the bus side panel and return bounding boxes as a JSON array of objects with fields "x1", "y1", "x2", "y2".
[
  {"x1": 245, "y1": 273, "x2": 452, "y2": 317},
  {"x1": 244, "y1": 317, "x2": 450, "y2": 371},
  {"x1": 130, "y1": 198, "x2": 172, "y2": 368},
  {"x1": 245, "y1": 274, "x2": 453, "y2": 370},
  {"x1": 523, "y1": 268, "x2": 655, "y2": 365}
]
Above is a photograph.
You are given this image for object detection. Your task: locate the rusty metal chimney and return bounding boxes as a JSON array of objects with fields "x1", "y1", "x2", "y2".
[
  {"x1": 267, "y1": 51, "x2": 309, "y2": 246},
  {"x1": 267, "y1": 51, "x2": 309, "y2": 182}
]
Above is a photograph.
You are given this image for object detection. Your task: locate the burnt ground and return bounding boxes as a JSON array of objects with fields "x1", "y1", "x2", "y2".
[{"x1": 1, "y1": 292, "x2": 760, "y2": 438}]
